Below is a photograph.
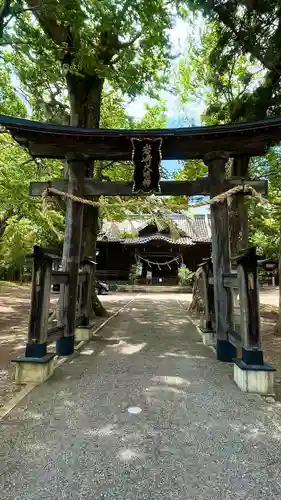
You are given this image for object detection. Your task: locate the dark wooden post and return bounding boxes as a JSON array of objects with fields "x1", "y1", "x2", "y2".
[
  {"x1": 76, "y1": 274, "x2": 83, "y2": 318},
  {"x1": 56, "y1": 153, "x2": 88, "y2": 356},
  {"x1": 26, "y1": 246, "x2": 52, "y2": 357},
  {"x1": 200, "y1": 258, "x2": 215, "y2": 332},
  {"x1": 229, "y1": 156, "x2": 249, "y2": 255},
  {"x1": 229, "y1": 157, "x2": 250, "y2": 333},
  {"x1": 204, "y1": 151, "x2": 236, "y2": 362},
  {"x1": 80, "y1": 257, "x2": 96, "y2": 326},
  {"x1": 236, "y1": 247, "x2": 264, "y2": 365}
]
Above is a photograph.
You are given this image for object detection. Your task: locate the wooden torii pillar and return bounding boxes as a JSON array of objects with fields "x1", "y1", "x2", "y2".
[
  {"x1": 56, "y1": 153, "x2": 88, "y2": 356},
  {"x1": 229, "y1": 156, "x2": 250, "y2": 255},
  {"x1": 204, "y1": 151, "x2": 236, "y2": 362},
  {"x1": 229, "y1": 156, "x2": 250, "y2": 331}
]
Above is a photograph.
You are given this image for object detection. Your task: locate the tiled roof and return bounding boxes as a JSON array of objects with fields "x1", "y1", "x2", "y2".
[
  {"x1": 98, "y1": 214, "x2": 211, "y2": 246},
  {"x1": 121, "y1": 234, "x2": 194, "y2": 246}
]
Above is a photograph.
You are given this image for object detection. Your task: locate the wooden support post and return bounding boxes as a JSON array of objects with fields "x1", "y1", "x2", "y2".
[
  {"x1": 200, "y1": 258, "x2": 215, "y2": 333},
  {"x1": 229, "y1": 156, "x2": 250, "y2": 255},
  {"x1": 234, "y1": 247, "x2": 275, "y2": 394},
  {"x1": 75, "y1": 257, "x2": 96, "y2": 342},
  {"x1": 56, "y1": 153, "x2": 87, "y2": 356},
  {"x1": 199, "y1": 258, "x2": 216, "y2": 346},
  {"x1": 236, "y1": 247, "x2": 263, "y2": 365},
  {"x1": 26, "y1": 247, "x2": 53, "y2": 357},
  {"x1": 229, "y1": 156, "x2": 250, "y2": 335},
  {"x1": 80, "y1": 257, "x2": 96, "y2": 325},
  {"x1": 12, "y1": 246, "x2": 55, "y2": 383},
  {"x1": 204, "y1": 151, "x2": 236, "y2": 362}
]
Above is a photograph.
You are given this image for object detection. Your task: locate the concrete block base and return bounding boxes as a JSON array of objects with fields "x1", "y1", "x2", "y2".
[
  {"x1": 75, "y1": 323, "x2": 96, "y2": 342},
  {"x1": 13, "y1": 354, "x2": 55, "y2": 384},
  {"x1": 199, "y1": 327, "x2": 216, "y2": 346},
  {"x1": 234, "y1": 360, "x2": 275, "y2": 395}
]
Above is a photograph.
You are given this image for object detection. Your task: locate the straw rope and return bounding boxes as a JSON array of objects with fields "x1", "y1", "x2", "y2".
[
  {"x1": 42, "y1": 184, "x2": 270, "y2": 210},
  {"x1": 41, "y1": 183, "x2": 271, "y2": 242},
  {"x1": 192, "y1": 184, "x2": 269, "y2": 207}
]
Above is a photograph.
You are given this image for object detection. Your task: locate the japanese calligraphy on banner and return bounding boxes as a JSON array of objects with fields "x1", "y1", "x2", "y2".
[{"x1": 131, "y1": 137, "x2": 162, "y2": 194}]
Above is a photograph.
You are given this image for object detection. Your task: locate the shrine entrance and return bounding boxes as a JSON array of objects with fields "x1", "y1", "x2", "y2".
[
  {"x1": 137, "y1": 251, "x2": 181, "y2": 286},
  {"x1": 2, "y1": 113, "x2": 280, "y2": 392}
]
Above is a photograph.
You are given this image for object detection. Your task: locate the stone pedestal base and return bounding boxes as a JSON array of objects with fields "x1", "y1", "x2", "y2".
[
  {"x1": 13, "y1": 354, "x2": 55, "y2": 384},
  {"x1": 199, "y1": 327, "x2": 216, "y2": 346},
  {"x1": 75, "y1": 323, "x2": 95, "y2": 342},
  {"x1": 234, "y1": 360, "x2": 275, "y2": 395}
]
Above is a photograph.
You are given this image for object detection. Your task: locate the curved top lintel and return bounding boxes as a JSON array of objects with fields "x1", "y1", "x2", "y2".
[
  {"x1": 1, "y1": 114, "x2": 281, "y2": 160},
  {"x1": 0, "y1": 113, "x2": 280, "y2": 136}
]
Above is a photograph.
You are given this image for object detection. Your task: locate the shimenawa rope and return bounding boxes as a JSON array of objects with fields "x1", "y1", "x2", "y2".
[
  {"x1": 42, "y1": 184, "x2": 270, "y2": 210},
  {"x1": 41, "y1": 184, "x2": 270, "y2": 241}
]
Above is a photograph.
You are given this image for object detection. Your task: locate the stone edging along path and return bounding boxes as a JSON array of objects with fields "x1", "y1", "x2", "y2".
[{"x1": 0, "y1": 294, "x2": 139, "y2": 421}]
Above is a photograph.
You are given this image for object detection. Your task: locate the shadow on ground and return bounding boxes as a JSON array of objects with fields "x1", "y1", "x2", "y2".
[{"x1": 2, "y1": 296, "x2": 281, "y2": 499}]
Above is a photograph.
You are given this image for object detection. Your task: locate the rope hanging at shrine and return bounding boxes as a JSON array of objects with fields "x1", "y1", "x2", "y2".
[
  {"x1": 41, "y1": 183, "x2": 270, "y2": 210},
  {"x1": 136, "y1": 254, "x2": 182, "y2": 270},
  {"x1": 41, "y1": 182, "x2": 271, "y2": 240},
  {"x1": 191, "y1": 184, "x2": 269, "y2": 208}
]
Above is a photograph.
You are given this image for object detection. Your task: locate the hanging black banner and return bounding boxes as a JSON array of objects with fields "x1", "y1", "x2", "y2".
[{"x1": 131, "y1": 138, "x2": 162, "y2": 194}]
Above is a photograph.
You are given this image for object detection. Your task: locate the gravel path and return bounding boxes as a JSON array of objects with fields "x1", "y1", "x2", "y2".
[{"x1": 1, "y1": 294, "x2": 281, "y2": 499}]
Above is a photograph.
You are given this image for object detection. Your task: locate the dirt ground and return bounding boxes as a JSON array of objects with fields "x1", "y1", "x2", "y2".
[{"x1": 1, "y1": 283, "x2": 281, "y2": 409}]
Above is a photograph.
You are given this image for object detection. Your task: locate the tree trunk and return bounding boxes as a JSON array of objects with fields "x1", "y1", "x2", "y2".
[{"x1": 66, "y1": 71, "x2": 107, "y2": 317}]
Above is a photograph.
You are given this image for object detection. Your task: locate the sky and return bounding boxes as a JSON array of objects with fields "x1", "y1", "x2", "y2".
[{"x1": 126, "y1": 16, "x2": 208, "y2": 214}]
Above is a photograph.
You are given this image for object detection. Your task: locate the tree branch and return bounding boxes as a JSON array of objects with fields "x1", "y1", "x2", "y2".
[
  {"x1": 120, "y1": 31, "x2": 142, "y2": 50},
  {"x1": 116, "y1": 0, "x2": 134, "y2": 24},
  {"x1": 26, "y1": 0, "x2": 69, "y2": 45},
  {"x1": 0, "y1": 0, "x2": 10, "y2": 23},
  {"x1": 0, "y1": 0, "x2": 11, "y2": 36},
  {"x1": 213, "y1": 3, "x2": 274, "y2": 72}
]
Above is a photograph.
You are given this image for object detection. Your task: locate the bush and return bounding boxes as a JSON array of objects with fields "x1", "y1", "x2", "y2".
[{"x1": 178, "y1": 264, "x2": 194, "y2": 286}]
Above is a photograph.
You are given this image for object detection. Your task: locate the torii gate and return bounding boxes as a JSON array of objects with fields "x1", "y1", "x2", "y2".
[{"x1": 1, "y1": 114, "x2": 279, "y2": 385}]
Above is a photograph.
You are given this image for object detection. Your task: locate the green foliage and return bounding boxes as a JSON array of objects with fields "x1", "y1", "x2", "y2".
[
  {"x1": 0, "y1": 42, "x2": 172, "y2": 276},
  {"x1": 4, "y1": 0, "x2": 188, "y2": 123},
  {"x1": 182, "y1": 1, "x2": 281, "y2": 122},
  {"x1": 177, "y1": 21, "x2": 264, "y2": 125},
  {"x1": 176, "y1": 2, "x2": 281, "y2": 258},
  {"x1": 0, "y1": 132, "x2": 64, "y2": 277},
  {"x1": 129, "y1": 263, "x2": 137, "y2": 284},
  {"x1": 178, "y1": 264, "x2": 194, "y2": 286},
  {"x1": 0, "y1": 0, "x2": 186, "y2": 274},
  {"x1": 248, "y1": 151, "x2": 281, "y2": 258},
  {"x1": 175, "y1": 159, "x2": 207, "y2": 180},
  {"x1": 0, "y1": 217, "x2": 36, "y2": 272},
  {"x1": 0, "y1": 64, "x2": 27, "y2": 117},
  {"x1": 119, "y1": 232, "x2": 137, "y2": 239},
  {"x1": 134, "y1": 101, "x2": 167, "y2": 129}
]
